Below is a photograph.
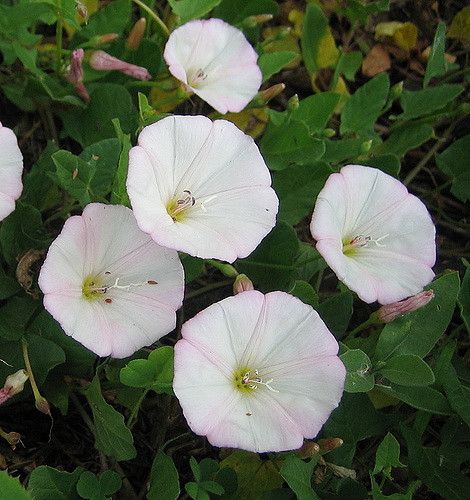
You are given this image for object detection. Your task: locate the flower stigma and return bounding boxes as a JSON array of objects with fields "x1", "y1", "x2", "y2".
[
  {"x1": 189, "y1": 68, "x2": 207, "y2": 88},
  {"x1": 234, "y1": 367, "x2": 279, "y2": 393},
  {"x1": 82, "y1": 276, "x2": 157, "y2": 301},
  {"x1": 342, "y1": 233, "x2": 389, "y2": 256},
  {"x1": 167, "y1": 189, "x2": 196, "y2": 222}
]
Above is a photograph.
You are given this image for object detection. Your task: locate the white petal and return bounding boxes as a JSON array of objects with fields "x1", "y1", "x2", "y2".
[
  {"x1": 127, "y1": 116, "x2": 278, "y2": 262},
  {"x1": 164, "y1": 19, "x2": 262, "y2": 113},
  {"x1": 39, "y1": 203, "x2": 184, "y2": 358},
  {"x1": 0, "y1": 123, "x2": 23, "y2": 220}
]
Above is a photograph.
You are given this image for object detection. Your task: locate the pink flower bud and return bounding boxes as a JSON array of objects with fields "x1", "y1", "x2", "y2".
[
  {"x1": 66, "y1": 49, "x2": 84, "y2": 84},
  {"x1": 0, "y1": 369, "x2": 28, "y2": 405},
  {"x1": 75, "y1": 0, "x2": 88, "y2": 20},
  {"x1": 126, "y1": 18, "x2": 146, "y2": 50},
  {"x1": 376, "y1": 290, "x2": 435, "y2": 323},
  {"x1": 89, "y1": 50, "x2": 151, "y2": 80},
  {"x1": 75, "y1": 82, "x2": 90, "y2": 104},
  {"x1": 233, "y1": 274, "x2": 254, "y2": 295}
]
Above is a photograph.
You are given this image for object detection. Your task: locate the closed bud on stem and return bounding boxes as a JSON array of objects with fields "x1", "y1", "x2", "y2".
[
  {"x1": 66, "y1": 49, "x2": 84, "y2": 84},
  {"x1": 375, "y1": 290, "x2": 434, "y2": 323},
  {"x1": 317, "y1": 438, "x2": 343, "y2": 453},
  {"x1": 360, "y1": 139, "x2": 372, "y2": 154},
  {"x1": 4, "y1": 369, "x2": 29, "y2": 396},
  {"x1": 323, "y1": 128, "x2": 336, "y2": 138},
  {"x1": 35, "y1": 396, "x2": 51, "y2": 416},
  {"x1": 90, "y1": 33, "x2": 119, "y2": 46},
  {"x1": 298, "y1": 441, "x2": 321, "y2": 458},
  {"x1": 126, "y1": 18, "x2": 146, "y2": 50},
  {"x1": 389, "y1": 81, "x2": 403, "y2": 100},
  {"x1": 233, "y1": 274, "x2": 254, "y2": 295},
  {"x1": 242, "y1": 14, "x2": 273, "y2": 29},
  {"x1": 75, "y1": 0, "x2": 88, "y2": 20},
  {"x1": 287, "y1": 93, "x2": 299, "y2": 112},
  {"x1": 89, "y1": 50, "x2": 151, "y2": 80},
  {"x1": 251, "y1": 83, "x2": 285, "y2": 107}
]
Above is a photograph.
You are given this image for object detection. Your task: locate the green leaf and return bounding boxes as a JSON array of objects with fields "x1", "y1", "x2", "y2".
[
  {"x1": 436, "y1": 134, "x2": 470, "y2": 202},
  {"x1": 185, "y1": 482, "x2": 209, "y2": 500},
  {"x1": 289, "y1": 281, "x2": 319, "y2": 309},
  {"x1": 401, "y1": 424, "x2": 470, "y2": 499},
  {"x1": 301, "y1": 3, "x2": 338, "y2": 75},
  {"x1": 317, "y1": 291, "x2": 353, "y2": 339},
  {"x1": 60, "y1": 84, "x2": 138, "y2": 147},
  {"x1": 376, "y1": 384, "x2": 453, "y2": 415},
  {"x1": 0, "y1": 202, "x2": 50, "y2": 268},
  {"x1": 399, "y1": 84, "x2": 464, "y2": 119},
  {"x1": 458, "y1": 259, "x2": 470, "y2": 334},
  {"x1": 370, "y1": 474, "x2": 420, "y2": 500},
  {"x1": 258, "y1": 52, "x2": 298, "y2": 82},
  {"x1": 12, "y1": 41, "x2": 39, "y2": 74},
  {"x1": 373, "y1": 122, "x2": 433, "y2": 158},
  {"x1": 340, "y1": 73, "x2": 389, "y2": 134},
  {"x1": 443, "y1": 363, "x2": 470, "y2": 427},
  {"x1": 110, "y1": 118, "x2": 132, "y2": 206},
  {"x1": 237, "y1": 222, "x2": 301, "y2": 292},
  {"x1": 1, "y1": 471, "x2": 33, "y2": 500},
  {"x1": 280, "y1": 456, "x2": 319, "y2": 500},
  {"x1": 27, "y1": 466, "x2": 82, "y2": 500},
  {"x1": 76, "y1": 472, "x2": 100, "y2": 499},
  {"x1": 169, "y1": 0, "x2": 221, "y2": 23},
  {"x1": 423, "y1": 22, "x2": 447, "y2": 87},
  {"x1": 374, "y1": 272, "x2": 460, "y2": 361},
  {"x1": 85, "y1": 375, "x2": 137, "y2": 461},
  {"x1": 80, "y1": 0, "x2": 131, "y2": 38},
  {"x1": 340, "y1": 349, "x2": 374, "y2": 393},
  {"x1": 290, "y1": 92, "x2": 341, "y2": 134},
  {"x1": 378, "y1": 355, "x2": 435, "y2": 387},
  {"x1": 0, "y1": 297, "x2": 38, "y2": 341},
  {"x1": 219, "y1": 450, "x2": 283, "y2": 500},
  {"x1": 341, "y1": 0, "x2": 390, "y2": 23},
  {"x1": 147, "y1": 450, "x2": 180, "y2": 500},
  {"x1": 360, "y1": 154, "x2": 400, "y2": 177},
  {"x1": 372, "y1": 433, "x2": 404, "y2": 478},
  {"x1": 98, "y1": 470, "x2": 122, "y2": 496},
  {"x1": 120, "y1": 346, "x2": 174, "y2": 395},
  {"x1": 332, "y1": 51, "x2": 362, "y2": 87},
  {"x1": 273, "y1": 161, "x2": 332, "y2": 225},
  {"x1": 181, "y1": 253, "x2": 204, "y2": 283}
]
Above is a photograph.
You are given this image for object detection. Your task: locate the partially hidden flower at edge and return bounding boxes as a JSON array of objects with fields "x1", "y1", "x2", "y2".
[
  {"x1": 66, "y1": 49, "x2": 90, "y2": 104},
  {"x1": 310, "y1": 165, "x2": 436, "y2": 305},
  {"x1": 89, "y1": 50, "x2": 151, "y2": 81},
  {"x1": 126, "y1": 115, "x2": 278, "y2": 263},
  {"x1": 0, "y1": 122, "x2": 23, "y2": 221},
  {"x1": 375, "y1": 290, "x2": 435, "y2": 323},
  {"x1": 38, "y1": 203, "x2": 184, "y2": 358},
  {"x1": 0, "y1": 370, "x2": 28, "y2": 405},
  {"x1": 173, "y1": 290, "x2": 346, "y2": 453},
  {"x1": 163, "y1": 18, "x2": 262, "y2": 114}
]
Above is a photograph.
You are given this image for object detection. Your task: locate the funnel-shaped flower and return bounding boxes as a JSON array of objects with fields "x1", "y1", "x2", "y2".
[
  {"x1": 0, "y1": 122, "x2": 23, "y2": 221},
  {"x1": 310, "y1": 165, "x2": 436, "y2": 305},
  {"x1": 163, "y1": 18, "x2": 262, "y2": 114},
  {"x1": 173, "y1": 291, "x2": 345, "y2": 453},
  {"x1": 127, "y1": 115, "x2": 278, "y2": 263},
  {"x1": 38, "y1": 204, "x2": 184, "y2": 358}
]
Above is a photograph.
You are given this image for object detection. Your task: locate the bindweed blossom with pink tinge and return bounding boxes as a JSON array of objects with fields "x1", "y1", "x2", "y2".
[
  {"x1": 0, "y1": 122, "x2": 23, "y2": 221},
  {"x1": 38, "y1": 203, "x2": 184, "y2": 358},
  {"x1": 89, "y1": 50, "x2": 151, "y2": 81},
  {"x1": 376, "y1": 290, "x2": 435, "y2": 323},
  {"x1": 163, "y1": 18, "x2": 262, "y2": 114},
  {"x1": 0, "y1": 370, "x2": 28, "y2": 405},
  {"x1": 66, "y1": 49, "x2": 90, "y2": 103},
  {"x1": 310, "y1": 165, "x2": 436, "y2": 305},
  {"x1": 173, "y1": 290, "x2": 345, "y2": 453},
  {"x1": 126, "y1": 115, "x2": 278, "y2": 263}
]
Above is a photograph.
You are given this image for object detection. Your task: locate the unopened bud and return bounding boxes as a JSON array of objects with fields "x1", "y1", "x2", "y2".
[
  {"x1": 233, "y1": 274, "x2": 254, "y2": 295},
  {"x1": 360, "y1": 140, "x2": 372, "y2": 154},
  {"x1": 390, "y1": 81, "x2": 403, "y2": 100},
  {"x1": 317, "y1": 438, "x2": 343, "y2": 453},
  {"x1": 242, "y1": 14, "x2": 273, "y2": 29},
  {"x1": 218, "y1": 263, "x2": 239, "y2": 278},
  {"x1": 66, "y1": 49, "x2": 84, "y2": 84},
  {"x1": 298, "y1": 441, "x2": 321, "y2": 458},
  {"x1": 251, "y1": 83, "x2": 285, "y2": 107},
  {"x1": 4, "y1": 370, "x2": 29, "y2": 396},
  {"x1": 75, "y1": 82, "x2": 90, "y2": 104},
  {"x1": 35, "y1": 396, "x2": 51, "y2": 416},
  {"x1": 323, "y1": 128, "x2": 336, "y2": 138},
  {"x1": 90, "y1": 33, "x2": 119, "y2": 47},
  {"x1": 287, "y1": 93, "x2": 299, "y2": 112},
  {"x1": 126, "y1": 18, "x2": 146, "y2": 50},
  {"x1": 75, "y1": 0, "x2": 88, "y2": 20},
  {"x1": 6, "y1": 432, "x2": 21, "y2": 449},
  {"x1": 89, "y1": 50, "x2": 151, "y2": 80},
  {"x1": 376, "y1": 290, "x2": 434, "y2": 323}
]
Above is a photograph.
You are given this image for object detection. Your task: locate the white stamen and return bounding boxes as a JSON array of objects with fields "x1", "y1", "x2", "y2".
[
  {"x1": 200, "y1": 194, "x2": 217, "y2": 212},
  {"x1": 241, "y1": 369, "x2": 279, "y2": 393},
  {"x1": 91, "y1": 277, "x2": 154, "y2": 294}
]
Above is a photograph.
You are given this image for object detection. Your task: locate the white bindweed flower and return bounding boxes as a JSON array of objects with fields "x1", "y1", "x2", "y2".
[
  {"x1": 126, "y1": 115, "x2": 278, "y2": 263},
  {"x1": 0, "y1": 122, "x2": 23, "y2": 221},
  {"x1": 173, "y1": 290, "x2": 346, "y2": 453},
  {"x1": 163, "y1": 18, "x2": 262, "y2": 114},
  {"x1": 38, "y1": 204, "x2": 184, "y2": 358},
  {"x1": 310, "y1": 165, "x2": 436, "y2": 305}
]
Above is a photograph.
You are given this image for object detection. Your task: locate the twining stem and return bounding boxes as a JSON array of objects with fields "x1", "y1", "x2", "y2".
[
  {"x1": 184, "y1": 279, "x2": 233, "y2": 300},
  {"x1": 127, "y1": 388, "x2": 149, "y2": 427},
  {"x1": 21, "y1": 338, "x2": 41, "y2": 403},
  {"x1": 342, "y1": 317, "x2": 378, "y2": 343},
  {"x1": 132, "y1": 0, "x2": 169, "y2": 39},
  {"x1": 55, "y1": 0, "x2": 64, "y2": 74}
]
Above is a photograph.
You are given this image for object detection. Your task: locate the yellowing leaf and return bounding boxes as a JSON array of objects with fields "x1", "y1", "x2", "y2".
[
  {"x1": 219, "y1": 108, "x2": 269, "y2": 138},
  {"x1": 288, "y1": 9, "x2": 305, "y2": 37},
  {"x1": 149, "y1": 86, "x2": 184, "y2": 113},
  {"x1": 317, "y1": 29, "x2": 339, "y2": 67},
  {"x1": 262, "y1": 28, "x2": 301, "y2": 69},
  {"x1": 367, "y1": 387, "x2": 400, "y2": 409},
  {"x1": 375, "y1": 21, "x2": 418, "y2": 50},
  {"x1": 64, "y1": 0, "x2": 99, "y2": 37},
  {"x1": 448, "y1": 5, "x2": 470, "y2": 42},
  {"x1": 333, "y1": 76, "x2": 349, "y2": 113}
]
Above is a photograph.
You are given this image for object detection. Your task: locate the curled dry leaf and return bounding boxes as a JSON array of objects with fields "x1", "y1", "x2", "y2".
[
  {"x1": 362, "y1": 44, "x2": 391, "y2": 77},
  {"x1": 16, "y1": 249, "x2": 46, "y2": 299}
]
